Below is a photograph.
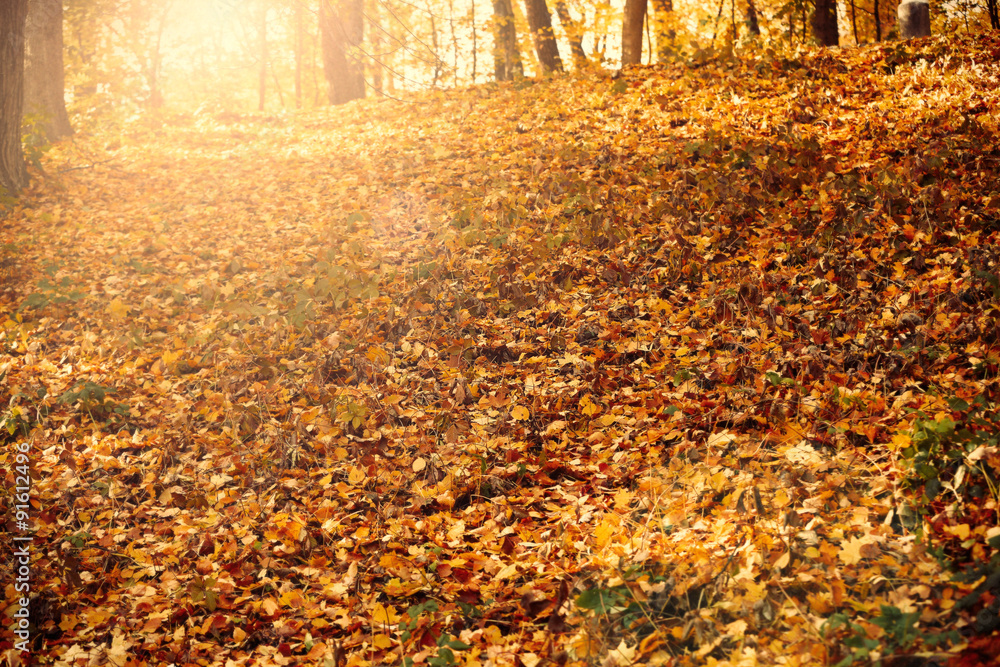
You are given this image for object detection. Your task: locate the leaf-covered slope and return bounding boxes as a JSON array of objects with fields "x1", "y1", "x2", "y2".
[{"x1": 2, "y1": 33, "x2": 1000, "y2": 666}]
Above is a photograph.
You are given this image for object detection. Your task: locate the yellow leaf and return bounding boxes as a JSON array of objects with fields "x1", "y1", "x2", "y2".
[
  {"x1": 371, "y1": 603, "x2": 399, "y2": 625},
  {"x1": 108, "y1": 298, "x2": 129, "y2": 319},
  {"x1": 945, "y1": 523, "x2": 970, "y2": 540},
  {"x1": 412, "y1": 457, "x2": 426, "y2": 472},
  {"x1": 512, "y1": 405, "x2": 530, "y2": 420},
  {"x1": 581, "y1": 395, "x2": 601, "y2": 416},
  {"x1": 348, "y1": 467, "x2": 366, "y2": 485}
]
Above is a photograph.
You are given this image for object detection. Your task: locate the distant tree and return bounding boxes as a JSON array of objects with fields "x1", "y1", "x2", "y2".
[
  {"x1": 492, "y1": 0, "x2": 523, "y2": 80},
  {"x1": 25, "y1": 0, "x2": 72, "y2": 141},
  {"x1": 746, "y1": 0, "x2": 760, "y2": 35},
  {"x1": 524, "y1": 0, "x2": 563, "y2": 73},
  {"x1": 622, "y1": 0, "x2": 645, "y2": 65},
  {"x1": 650, "y1": 0, "x2": 674, "y2": 61},
  {"x1": 320, "y1": 0, "x2": 365, "y2": 105},
  {"x1": 1, "y1": 0, "x2": 30, "y2": 196},
  {"x1": 811, "y1": 0, "x2": 839, "y2": 45}
]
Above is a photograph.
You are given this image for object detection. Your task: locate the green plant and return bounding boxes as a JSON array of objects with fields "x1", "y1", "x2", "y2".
[
  {"x1": 20, "y1": 277, "x2": 86, "y2": 312},
  {"x1": 58, "y1": 380, "x2": 128, "y2": 422},
  {"x1": 399, "y1": 600, "x2": 471, "y2": 667},
  {"x1": 823, "y1": 605, "x2": 959, "y2": 666},
  {"x1": 902, "y1": 395, "x2": 999, "y2": 507}
]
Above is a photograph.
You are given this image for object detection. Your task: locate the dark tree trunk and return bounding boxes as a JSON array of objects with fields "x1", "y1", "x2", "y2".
[
  {"x1": 746, "y1": 0, "x2": 760, "y2": 35},
  {"x1": 1, "y1": 0, "x2": 29, "y2": 196},
  {"x1": 651, "y1": 0, "x2": 674, "y2": 61},
  {"x1": 553, "y1": 0, "x2": 586, "y2": 69},
  {"x1": 25, "y1": 0, "x2": 71, "y2": 142},
  {"x1": 492, "y1": 0, "x2": 522, "y2": 80},
  {"x1": 810, "y1": 0, "x2": 839, "y2": 46},
  {"x1": 320, "y1": 0, "x2": 365, "y2": 105},
  {"x1": 987, "y1": 0, "x2": 999, "y2": 29},
  {"x1": 524, "y1": 0, "x2": 563, "y2": 73},
  {"x1": 848, "y1": 0, "x2": 859, "y2": 43},
  {"x1": 621, "y1": 0, "x2": 646, "y2": 65},
  {"x1": 897, "y1": 1, "x2": 931, "y2": 38},
  {"x1": 873, "y1": 0, "x2": 882, "y2": 40}
]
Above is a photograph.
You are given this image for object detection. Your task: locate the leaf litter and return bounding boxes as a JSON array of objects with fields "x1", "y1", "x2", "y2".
[{"x1": 2, "y1": 33, "x2": 1000, "y2": 667}]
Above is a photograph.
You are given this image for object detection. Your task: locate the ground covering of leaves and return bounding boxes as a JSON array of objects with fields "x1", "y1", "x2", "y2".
[{"x1": 3, "y1": 33, "x2": 1000, "y2": 667}]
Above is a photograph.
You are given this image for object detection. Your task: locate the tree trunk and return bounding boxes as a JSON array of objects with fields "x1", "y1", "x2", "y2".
[
  {"x1": 621, "y1": 0, "x2": 645, "y2": 66},
  {"x1": 491, "y1": 0, "x2": 523, "y2": 81},
  {"x1": 848, "y1": 0, "x2": 859, "y2": 43},
  {"x1": 320, "y1": 0, "x2": 365, "y2": 105},
  {"x1": 523, "y1": 0, "x2": 563, "y2": 73},
  {"x1": 986, "y1": 0, "x2": 999, "y2": 30},
  {"x1": 897, "y1": 1, "x2": 931, "y2": 38},
  {"x1": 873, "y1": 0, "x2": 882, "y2": 40},
  {"x1": 650, "y1": 0, "x2": 674, "y2": 61},
  {"x1": 258, "y1": 0, "x2": 267, "y2": 111},
  {"x1": 810, "y1": 0, "x2": 839, "y2": 46},
  {"x1": 24, "y1": 0, "x2": 71, "y2": 142},
  {"x1": 746, "y1": 0, "x2": 760, "y2": 35},
  {"x1": 1, "y1": 0, "x2": 29, "y2": 196},
  {"x1": 553, "y1": 0, "x2": 586, "y2": 69}
]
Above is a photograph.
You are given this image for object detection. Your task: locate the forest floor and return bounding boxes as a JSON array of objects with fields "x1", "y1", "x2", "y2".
[{"x1": 2, "y1": 32, "x2": 1000, "y2": 667}]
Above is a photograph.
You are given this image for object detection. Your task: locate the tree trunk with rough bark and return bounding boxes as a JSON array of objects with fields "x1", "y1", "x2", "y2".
[
  {"x1": 523, "y1": 0, "x2": 563, "y2": 73},
  {"x1": 1, "y1": 0, "x2": 29, "y2": 196},
  {"x1": 810, "y1": 0, "x2": 839, "y2": 46},
  {"x1": 320, "y1": 0, "x2": 365, "y2": 105},
  {"x1": 621, "y1": 0, "x2": 646, "y2": 66},
  {"x1": 25, "y1": 0, "x2": 71, "y2": 142}
]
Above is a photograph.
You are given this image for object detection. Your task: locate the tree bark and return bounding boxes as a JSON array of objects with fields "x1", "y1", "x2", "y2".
[
  {"x1": 621, "y1": 0, "x2": 646, "y2": 66},
  {"x1": 320, "y1": 0, "x2": 365, "y2": 105},
  {"x1": 553, "y1": 0, "x2": 586, "y2": 69},
  {"x1": 1, "y1": 0, "x2": 29, "y2": 196},
  {"x1": 24, "y1": 0, "x2": 72, "y2": 142},
  {"x1": 897, "y1": 1, "x2": 931, "y2": 38},
  {"x1": 491, "y1": 0, "x2": 523, "y2": 81},
  {"x1": 523, "y1": 0, "x2": 563, "y2": 73},
  {"x1": 986, "y1": 0, "x2": 999, "y2": 30},
  {"x1": 810, "y1": 0, "x2": 839, "y2": 46}
]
